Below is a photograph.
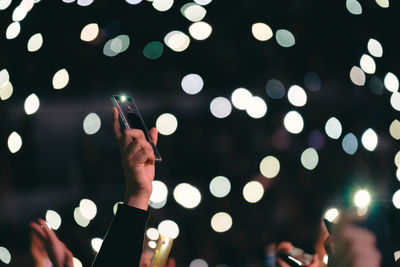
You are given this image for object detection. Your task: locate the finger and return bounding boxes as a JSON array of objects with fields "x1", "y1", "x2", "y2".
[
  {"x1": 122, "y1": 129, "x2": 147, "y2": 149},
  {"x1": 131, "y1": 146, "x2": 155, "y2": 165},
  {"x1": 30, "y1": 222, "x2": 48, "y2": 242},
  {"x1": 166, "y1": 258, "x2": 176, "y2": 267},
  {"x1": 66, "y1": 250, "x2": 74, "y2": 267},
  {"x1": 276, "y1": 241, "x2": 293, "y2": 253},
  {"x1": 149, "y1": 127, "x2": 158, "y2": 146},
  {"x1": 38, "y1": 219, "x2": 59, "y2": 245},
  {"x1": 308, "y1": 254, "x2": 320, "y2": 267},
  {"x1": 113, "y1": 107, "x2": 122, "y2": 140}
]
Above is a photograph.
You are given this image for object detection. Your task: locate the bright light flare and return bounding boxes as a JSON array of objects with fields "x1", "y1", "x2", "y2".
[
  {"x1": 354, "y1": 189, "x2": 371, "y2": 208},
  {"x1": 156, "y1": 113, "x2": 178, "y2": 135},
  {"x1": 189, "y1": 21, "x2": 212, "y2": 40},
  {"x1": 80, "y1": 23, "x2": 99, "y2": 42},
  {"x1": 149, "y1": 180, "x2": 168, "y2": 209},
  {"x1": 209, "y1": 176, "x2": 231, "y2": 198},
  {"x1": 83, "y1": 113, "x2": 101, "y2": 135},
  {"x1": 301, "y1": 148, "x2": 319, "y2": 170},
  {"x1": 79, "y1": 199, "x2": 97, "y2": 220},
  {"x1": 158, "y1": 220, "x2": 179, "y2": 239},
  {"x1": 324, "y1": 208, "x2": 339, "y2": 222},
  {"x1": 72, "y1": 257, "x2": 83, "y2": 267},
  {"x1": 210, "y1": 97, "x2": 232, "y2": 119},
  {"x1": 283, "y1": 111, "x2": 304, "y2": 134},
  {"x1": 173, "y1": 183, "x2": 201, "y2": 209},
  {"x1": 251, "y1": 23, "x2": 273, "y2": 41},
  {"x1": 45, "y1": 210, "x2": 62, "y2": 230},
  {"x1": 91, "y1": 238, "x2": 103, "y2": 253},
  {"x1": 246, "y1": 96, "x2": 267, "y2": 119},
  {"x1": 231, "y1": 88, "x2": 252, "y2": 110},
  {"x1": 259, "y1": 156, "x2": 280, "y2": 178},
  {"x1": 325, "y1": 117, "x2": 342, "y2": 139},
  {"x1": 181, "y1": 73, "x2": 204, "y2": 95},
  {"x1": 361, "y1": 128, "x2": 378, "y2": 151},
  {"x1": 287, "y1": 85, "x2": 307, "y2": 107},
  {"x1": 12, "y1": 5, "x2": 27, "y2": 22},
  {"x1": 210, "y1": 212, "x2": 232, "y2": 233},
  {"x1": 243, "y1": 181, "x2": 264, "y2": 203},
  {"x1": 7, "y1": 131, "x2": 22, "y2": 153},
  {"x1": 24, "y1": 93, "x2": 40, "y2": 115}
]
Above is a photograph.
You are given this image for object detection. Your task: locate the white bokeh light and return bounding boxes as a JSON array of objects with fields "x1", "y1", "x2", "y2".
[
  {"x1": 283, "y1": 111, "x2": 304, "y2": 134},
  {"x1": 79, "y1": 199, "x2": 97, "y2": 220},
  {"x1": 367, "y1": 38, "x2": 383, "y2": 57},
  {"x1": 77, "y1": 0, "x2": 94, "y2": 6},
  {"x1": 156, "y1": 113, "x2": 178, "y2": 135},
  {"x1": 189, "y1": 21, "x2": 212, "y2": 41},
  {"x1": 354, "y1": 189, "x2": 371, "y2": 208},
  {"x1": 0, "y1": 81, "x2": 13, "y2": 101},
  {"x1": 0, "y1": 0, "x2": 12, "y2": 10},
  {"x1": 6, "y1": 22, "x2": 21, "y2": 39},
  {"x1": 384, "y1": 72, "x2": 399, "y2": 92},
  {"x1": 181, "y1": 73, "x2": 204, "y2": 95},
  {"x1": 152, "y1": 0, "x2": 173, "y2": 11},
  {"x1": 342, "y1": 133, "x2": 358, "y2": 155},
  {"x1": 91, "y1": 238, "x2": 103, "y2": 253},
  {"x1": 350, "y1": 66, "x2": 365, "y2": 86},
  {"x1": 164, "y1": 30, "x2": 190, "y2": 52},
  {"x1": 190, "y1": 259, "x2": 209, "y2": 267},
  {"x1": 158, "y1": 220, "x2": 179, "y2": 239},
  {"x1": 231, "y1": 88, "x2": 253, "y2": 110},
  {"x1": 246, "y1": 96, "x2": 267, "y2": 119},
  {"x1": 80, "y1": 23, "x2": 99, "y2": 42},
  {"x1": 209, "y1": 176, "x2": 231, "y2": 198},
  {"x1": 287, "y1": 85, "x2": 307, "y2": 107},
  {"x1": 360, "y1": 54, "x2": 376, "y2": 74},
  {"x1": 390, "y1": 92, "x2": 400, "y2": 111},
  {"x1": 45, "y1": 210, "x2": 62, "y2": 230},
  {"x1": 27, "y1": 33, "x2": 43, "y2": 52},
  {"x1": 325, "y1": 117, "x2": 342, "y2": 139},
  {"x1": 0, "y1": 69, "x2": 9, "y2": 87},
  {"x1": 173, "y1": 183, "x2": 201, "y2": 209},
  {"x1": 210, "y1": 97, "x2": 232, "y2": 119},
  {"x1": 324, "y1": 208, "x2": 339, "y2": 222},
  {"x1": 211, "y1": 212, "x2": 232, "y2": 233},
  {"x1": 390, "y1": 119, "x2": 400, "y2": 140},
  {"x1": 361, "y1": 128, "x2": 378, "y2": 151},
  {"x1": 72, "y1": 258, "x2": 83, "y2": 267},
  {"x1": 259, "y1": 156, "x2": 280, "y2": 178},
  {"x1": 346, "y1": 0, "x2": 362, "y2": 15},
  {"x1": 12, "y1": 5, "x2": 27, "y2": 22},
  {"x1": 73, "y1": 207, "x2": 90, "y2": 227},
  {"x1": 194, "y1": 0, "x2": 211, "y2": 5},
  {"x1": 52, "y1": 69, "x2": 69, "y2": 90},
  {"x1": 251, "y1": 23, "x2": 273, "y2": 41},
  {"x1": 0, "y1": 247, "x2": 11, "y2": 264},
  {"x1": 7, "y1": 131, "x2": 22, "y2": 153},
  {"x1": 243, "y1": 181, "x2": 264, "y2": 203},
  {"x1": 24, "y1": 93, "x2": 40, "y2": 115},
  {"x1": 146, "y1": 228, "x2": 160, "y2": 240},
  {"x1": 113, "y1": 202, "x2": 123, "y2": 215},
  {"x1": 301, "y1": 148, "x2": 319, "y2": 170},
  {"x1": 275, "y1": 29, "x2": 295, "y2": 48},
  {"x1": 149, "y1": 180, "x2": 168, "y2": 209},
  {"x1": 375, "y1": 0, "x2": 389, "y2": 8},
  {"x1": 393, "y1": 190, "x2": 400, "y2": 209},
  {"x1": 181, "y1": 3, "x2": 206, "y2": 22},
  {"x1": 83, "y1": 113, "x2": 101, "y2": 135}
]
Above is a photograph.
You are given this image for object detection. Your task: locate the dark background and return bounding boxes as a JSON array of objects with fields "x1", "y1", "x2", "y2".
[{"x1": 1, "y1": 0, "x2": 400, "y2": 266}]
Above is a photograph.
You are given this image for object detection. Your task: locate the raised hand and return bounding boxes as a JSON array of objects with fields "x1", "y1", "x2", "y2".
[{"x1": 112, "y1": 107, "x2": 158, "y2": 210}]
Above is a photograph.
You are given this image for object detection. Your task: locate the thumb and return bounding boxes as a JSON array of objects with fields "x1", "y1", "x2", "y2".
[{"x1": 149, "y1": 127, "x2": 158, "y2": 146}]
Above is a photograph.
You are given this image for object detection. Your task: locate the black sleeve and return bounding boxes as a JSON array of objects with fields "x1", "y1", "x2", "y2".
[{"x1": 91, "y1": 204, "x2": 150, "y2": 267}]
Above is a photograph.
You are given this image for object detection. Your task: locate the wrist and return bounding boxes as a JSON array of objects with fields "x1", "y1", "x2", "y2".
[{"x1": 124, "y1": 190, "x2": 151, "y2": 210}]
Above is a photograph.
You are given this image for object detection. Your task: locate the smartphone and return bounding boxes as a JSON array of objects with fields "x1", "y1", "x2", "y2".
[
  {"x1": 111, "y1": 95, "x2": 162, "y2": 161},
  {"x1": 277, "y1": 246, "x2": 313, "y2": 266}
]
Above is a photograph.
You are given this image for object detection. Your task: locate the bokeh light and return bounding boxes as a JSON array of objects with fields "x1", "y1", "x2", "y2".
[
  {"x1": 7, "y1": 131, "x2": 22, "y2": 153},
  {"x1": 251, "y1": 23, "x2": 273, "y2": 41},
  {"x1": 287, "y1": 85, "x2": 307, "y2": 107},
  {"x1": 143, "y1": 41, "x2": 164, "y2": 59},
  {"x1": 283, "y1": 111, "x2": 304, "y2": 134},
  {"x1": 91, "y1": 238, "x2": 103, "y2": 253},
  {"x1": 396, "y1": 168, "x2": 400, "y2": 182},
  {"x1": 181, "y1": 73, "x2": 204, "y2": 95},
  {"x1": 80, "y1": 23, "x2": 99, "y2": 42},
  {"x1": 243, "y1": 181, "x2": 264, "y2": 203},
  {"x1": 79, "y1": 199, "x2": 97, "y2": 220},
  {"x1": 12, "y1": 5, "x2": 27, "y2": 22},
  {"x1": 210, "y1": 97, "x2": 232, "y2": 118},
  {"x1": 148, "y1": 241, "x2": 157, "y2": 249},
  {"x1": 164, "y1": 30, "x2": 190, "y2": 52},
  {"x1": 390, "y1": 92, "x2": 400, "y2": 111},
  {"x1": 375, "y1": 0, "x2": 389, "y2": 8},
  {"x1": 52, "y1": 68, "x2": 69, "y2": 90},
  {"x1": 304, "y1": 71, "x2": 321, "y2": 91},
  {"x1": 361, "y1": 128, "x2": 378, "y2": 151},
  {"x1": 360, "y1": 54, "x2": 376, "y2": 74},
  {"x1": 73, "y1": 207, "x2": 90, "y2": 227},
  {"x1": 367, "y1": 38, "x2": 383, "y2": 57},
  {"x1": 354, "y1": 189, "x2": 371, "y2": 208},
  {"x1": 369, "y1": 76, "x2": 384, "y2": 95},
  {"x1": 259, "y1": 156, "x2": 280, "y2": 178},
  {"x1": 72, "y1": 257, "x2": 83, "y2": 267},
  {"x1": 231, "y1": 87, "x2": 252, "y2": 110},
  {"x1": 266, "y1": 79, "x2": 285, "y2": 99},
  {"x1": 0, "y1": 247, "x2": 11, "y2": 264},
  {"x1": 324, "y1": 208, "x2": 339, "y2": 222},
  {"x1": 190, "y1": 259, "x2": 209, "y2": 267},
  {"x1": 158, "y1": 220, "x2": 179, "y2": 239},
  {"x1": 83, "y1": 113, "x2": 101, "y2": 135},
  {"x1": 156, "y1": 113, "x2": 178, "y2": 135},
  {"x1": 146, "y1": 228, "x2": 160, "y2": 240},
  {"x1": 325, "y1": 117, "x2": 342, "y2": 139},
  {"x1": 125, "y1": 0, "x2": 142, "y2": 4},
  {"x1": 246, "y1": 96, "x2": 267, "y2": 119},
  {"x1": 209, "y1": 176, "x2": 231, "y2": 198},
  {"x1": 0, "y1": 0, "x2": 12, "y2": 10},
  {"x1": 152, "y1": 0, "x2": 173, "y2": 11},
  {"x1": 350, "y1": 66, "x2": 365, "y2": 86},
  {"x1": 384, "y1": 72, "x2": 399, "y2": 92},
  {"x1": 390, "y1": 119, "x2": 400, "y2": 140},
  {"x1": 27, "y1": 33, "x2": 43, "y2": 52},
  {"x1": 275, "y1": 29, "x2": 295, "y2": 48},
  {"x1": 113, "y1": 202, "x2": 123, "y2": 215},
  {"x1": 6, "y1": 22, "x2": 21, "y2": 39},
  {"x1": 173, "y1": 183, "x2": 201, "y2": 209},
  {"x1": 342, "y1": 133, "x2": 358, "y2": 155},
  {"x1": 0, "y1": 81, "x2": 12, "y2": 101},
  {"x1": 301, "y1": 148, "x2": 319, "y2": 170},
  {"x1": 45, "y1": 210, "x2": 62, "y2": 230},
  {"x1": 149, "y1": 180, "x2": 168, "y2": 209},
  {"x1": 77, "y1": 0, "x2": 94, "y2": 6},
  {"x1": 395, "y1": 151, "x2": 400, "y2": 167},
  {"x1": 393, "y1": 190, "x2": 400, "y2": 209},
  {"x1": 103, "y1": 35, "x2": 130, "y2": 56},
  {"x1": 181, "y1": 3, "x2": 206, "y2": 22},
  {"x1": 211, "y1": 212, "x2": 232, "y2": 233},
  {"x1": 194, "y1": 0, "x2": 211, "y2": 5},
  {"x1": 24, "y1": 93, "x2": 40, "y2": 115},
  {"x1": 346, "y1": 0, "x2": 362, "y2": 15},
  {"x1": 189, "y1": 21, "x2": 212, "y2": 40},
  {"x1": 0, "y1": 69, "x2": 9, "y2": 87}
]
